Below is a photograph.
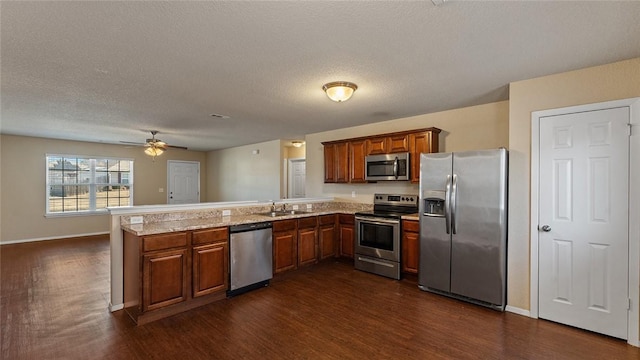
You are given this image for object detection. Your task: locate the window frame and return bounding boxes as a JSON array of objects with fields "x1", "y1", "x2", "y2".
[{"x1": 45, "y1": 154, "x2": 134, "y2": 216}]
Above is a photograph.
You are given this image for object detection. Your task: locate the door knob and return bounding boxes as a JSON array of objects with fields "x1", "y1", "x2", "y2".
[{"x1": 540, "y1": 225, "x2": 551, "y2": 232}]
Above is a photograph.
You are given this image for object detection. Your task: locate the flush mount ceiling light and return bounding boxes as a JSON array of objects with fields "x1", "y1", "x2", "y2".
[
  {"x1": 322, "y1": 81, "x2": 358, "y2": 102},
  {"x1": 291, "y1": 141, "x2": 304, "y2": 148}
]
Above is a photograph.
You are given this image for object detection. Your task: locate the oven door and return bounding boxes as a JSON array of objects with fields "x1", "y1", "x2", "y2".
[{"x1": 355, "y1": 216, "x2": 400, "y2": 262}]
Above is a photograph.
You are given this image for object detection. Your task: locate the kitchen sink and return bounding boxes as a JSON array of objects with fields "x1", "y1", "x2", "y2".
[{"x1": 256, "y1": 210, "x2": 311, "y2": 217}]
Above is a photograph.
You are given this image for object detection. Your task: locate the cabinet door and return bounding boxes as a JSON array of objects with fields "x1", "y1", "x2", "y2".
[
  {"x1": 409, "y1": 130, "x2": 440, "y2": 183},
  {"x1": 335, "y1": 142, "x2": 349, "y2": 183},
  {"x1": 143, "y1": 248, "x2": 188, "y2": 312},
  {"x1": 366, "y1": 137, "x2": 388, "y2": 155},
  {"x1": 273, "y1": 230, "x2": 297, "y2": 274},
  {"x1": 298, "y1": 227, "x2": 318, "y2": 266},
  {"x1": 402, "y1": 221, "x2": 420, "y2": 274},
  {"x1": 193, "y1": 242, "x2": 228, "y2": 298},
  {"x1": 319, "y1": 224, "x2": 337, "y2": 260},
  {"x1": 339, "y1": 224, "x2": 354, "y2": 259},
  {"x1": 388, "y1": 134, "x2": 410, "y2": 153},
  {"x1": 324, "y1": 144, "x2": 336, "y2": 183},
  {"x1": 349, "y1": 140, "x2": 367, "y2": 183}
]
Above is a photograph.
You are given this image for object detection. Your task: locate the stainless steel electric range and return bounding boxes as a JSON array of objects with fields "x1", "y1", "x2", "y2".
[{"x1": 354, "y1": 193, "x2": 418, "y2": 279}]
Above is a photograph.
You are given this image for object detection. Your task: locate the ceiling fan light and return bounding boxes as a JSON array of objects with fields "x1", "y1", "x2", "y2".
[
  {"x1": 322, "y1": 81, "x2": 357, "y2": 102},
  {"x1": 145, "y1": 147, "x2": 164, "y2": 157}
]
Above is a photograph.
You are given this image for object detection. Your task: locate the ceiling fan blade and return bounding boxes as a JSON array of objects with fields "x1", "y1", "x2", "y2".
[
  {"x1": 120, "y1": 141, "x2": 146, "y2": 146},
  {"x1": 167, "y1": 145, "x2": 188, "y2": 150}
]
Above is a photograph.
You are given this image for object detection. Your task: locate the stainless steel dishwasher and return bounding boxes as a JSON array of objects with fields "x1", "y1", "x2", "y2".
[{"x1": 227, "y1": 222, "x2": 273, "y2": 297}]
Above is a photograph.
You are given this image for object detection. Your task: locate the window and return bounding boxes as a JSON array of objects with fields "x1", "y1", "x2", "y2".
[{"x1": 46, "y1": 155, "x2": 134, "y2": 215}]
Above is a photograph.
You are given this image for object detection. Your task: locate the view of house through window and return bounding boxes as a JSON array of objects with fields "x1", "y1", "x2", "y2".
[{"x1": 46, "y1": 155, "x2": 134, "y2": 214}]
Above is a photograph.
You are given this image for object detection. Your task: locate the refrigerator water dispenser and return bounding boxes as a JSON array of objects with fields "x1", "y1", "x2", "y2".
[{"x1": 422, "y1": 190, "x2": 445, "y2": 216}]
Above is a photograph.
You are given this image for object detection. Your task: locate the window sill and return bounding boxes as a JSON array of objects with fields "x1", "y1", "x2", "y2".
[{"x1": 44, "y1": 210, "x2": 109, "y2": 218}]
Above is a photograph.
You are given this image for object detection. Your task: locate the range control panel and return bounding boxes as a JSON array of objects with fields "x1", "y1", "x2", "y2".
[{"x1": 373, "y1": 193, "x2": 418, "y2": 207}]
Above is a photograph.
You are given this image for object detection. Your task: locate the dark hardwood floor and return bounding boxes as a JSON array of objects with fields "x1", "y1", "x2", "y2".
[{"x1": 1, "y1": 235, "x2": 639, "y2": 359}]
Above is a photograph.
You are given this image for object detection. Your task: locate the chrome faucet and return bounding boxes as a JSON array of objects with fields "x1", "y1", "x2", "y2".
[
  {"x1": 281, "y1": 203, "x2": 287, "y2": 212},
  {"x1": 271, "y1": 202, "x2": 276, "y2": 212}
]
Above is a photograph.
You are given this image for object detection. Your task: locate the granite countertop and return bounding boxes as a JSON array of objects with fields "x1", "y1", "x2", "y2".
[
  {"x1": 401, "y1": 213, "x2": 420, "y2": 221},
  {"x1": 122, "y1": 209, "x2": 359, "y2": 236}
]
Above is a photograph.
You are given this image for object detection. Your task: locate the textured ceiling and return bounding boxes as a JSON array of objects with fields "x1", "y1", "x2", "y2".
[{"x1": 2, "y1": 1, "x2": 639, "y2": 151}]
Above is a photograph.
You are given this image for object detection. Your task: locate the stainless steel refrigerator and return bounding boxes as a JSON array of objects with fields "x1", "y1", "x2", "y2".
[{"x1": 418, "y1": 148, "x2": 507, "y2": 310}]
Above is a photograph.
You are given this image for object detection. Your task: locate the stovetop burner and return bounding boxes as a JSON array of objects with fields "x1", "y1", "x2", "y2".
[{"x1": 355, "y1": 193, "x2": 418, "y2": 219}]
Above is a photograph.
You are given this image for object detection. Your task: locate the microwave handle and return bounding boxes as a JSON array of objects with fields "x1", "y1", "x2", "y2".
[{"x1": 393, "y1": 156, "x2": 399, "y2": 179}]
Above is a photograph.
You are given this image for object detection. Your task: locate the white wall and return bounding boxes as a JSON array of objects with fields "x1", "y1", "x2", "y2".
[
  {"x1": 305, "y1": 101, "x2": 509, "y2": 204},
  {"x1": 206, "y1": 139, "x2": 282, "y2": 202},
  {"x1": 0, "y1": 135, "x2": 207, "y2": 243},
  {"x1": 507, "y1": 57, "x2": 640, "y2": 312}
]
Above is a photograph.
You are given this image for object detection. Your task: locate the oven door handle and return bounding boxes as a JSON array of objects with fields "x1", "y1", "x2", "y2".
[{"x1": 355, "y1": 217, "x2": 399, "y2": 226}]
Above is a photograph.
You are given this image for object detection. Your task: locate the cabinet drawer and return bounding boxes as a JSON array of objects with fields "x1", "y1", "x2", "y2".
[
  {"x1": 273, "y1": 219, "x2": 297, "y2": 232},
  {"x1": 298, "y1": 216, "x2": 318, "y2": 229},
  {"x1": 402, "y1": 220, "x2": 420, "y2": 233},
  {"x1": 142, "y1": 232, "x2": 188, "y2": 252},
  {"x1": 319, "y1": 214, "x2": 336, "y2": 225},
  {"x1": 338, "y1": 214, "x2": 355, "y2": 225},
  {"x1": 192, "y1": 227, "x2": 229, "y2": 245}
]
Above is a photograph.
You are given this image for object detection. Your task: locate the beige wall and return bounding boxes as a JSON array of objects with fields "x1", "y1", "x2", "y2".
[
  {"x1": 0, "y1": 135, "x2": 207, "y2": 243},
  {"x1": 206, "y1": 139, "x2": 282, "y2": 202},
  {"x1": 305, "y1": 101, "x2": 509, "y2": 203},
  {"x1": 508, "y1": 57, "x2": 640, "y2": 310}
]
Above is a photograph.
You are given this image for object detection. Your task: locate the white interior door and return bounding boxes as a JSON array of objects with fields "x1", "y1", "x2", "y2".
[
  {"x1": 538, "y1": 107, "x2": 629, "y2": 339},
  {"x1": 167, "y1": 161, "x2": 200, "y2": 204},
  {"x1": 288, "y1": 159, "x2": 305, "y2": 198}
]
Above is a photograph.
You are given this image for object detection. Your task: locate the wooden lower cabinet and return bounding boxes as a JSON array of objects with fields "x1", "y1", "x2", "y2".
[
  {"x1": 402, "y1": 220, "x2": 420, "y2": 274},
  {"x1": 192, "y1": 242, "x2": 228, "y2": 297},
  {"x1": 192, "y1": 227, "x2": 229, "y2": 298},
  {"x1": 318, "y1": 215, "x2": 337, "y2": 260},
  {"x1": 338, "y1": 214, "x2": 355, "y2": 259},
  {"x1": 273, "y1": 219, "x2": 297, "y2": 274},
  {"x1": 124, "y1": 227, "x2": 229, "y2": 325},
  {"x1": 297, "y1": 217, "x2": 318, "y2": 267},
  {"x1": 143, "y1": 248, "x2": 188, "y2": 312}
]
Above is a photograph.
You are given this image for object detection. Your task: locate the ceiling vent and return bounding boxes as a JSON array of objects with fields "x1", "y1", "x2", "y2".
[{"x1": 210, "y1": 113, "x2": 231, "y2": 119}]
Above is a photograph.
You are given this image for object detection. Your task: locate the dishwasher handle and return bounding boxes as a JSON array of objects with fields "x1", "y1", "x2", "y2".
[{"x1": 229, "y1": 222, "x2": 272, "y2": 233}]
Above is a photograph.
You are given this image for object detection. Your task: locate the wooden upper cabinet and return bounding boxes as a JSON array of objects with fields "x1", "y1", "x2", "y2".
[
  {"x1": 366, "y1": 137, "x2": 388, "y2": 155},
  {"x1": 388, "y1": 134, "x2": 410, "y2": 153},
  {"x1": 323, "y1": 142, "x2": 349, "y2": 184},
  {"x1": 324, "y1": 144, "x2": 336, "y2": 183},
  {"x1": 335, "y1": 142, "x2": 349, "y2": 183},
  {"x1": 409, "y1": 128, "x2": 441, "y2": 183},
  {"x1": 349, "y1": 140, "x2": 367, "y2": 183},
  {"x1": 323, "y1": 127, "x2": 441, "y2": 184}
]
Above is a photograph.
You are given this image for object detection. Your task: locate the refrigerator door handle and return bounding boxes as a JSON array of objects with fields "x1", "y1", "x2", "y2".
[
  {"x1": 393, "y1": 156, "x2": 399, "y2": 179},
  {"x1": 445, "y1": 174, "x2": 451, "y2": 234},
  {"x1": 451, "y1": 174, "x2": 458, "y2": 234}
]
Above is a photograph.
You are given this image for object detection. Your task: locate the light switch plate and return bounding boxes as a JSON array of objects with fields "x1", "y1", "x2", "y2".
[
  {"x1": 222, "y1": 209, "x2": 231, "y2": 216},
  {"x1": 130, "y1": 216, "x2": 143, "y2": 224},
  {"x1": 306, "y1": 204, "x2": 312, "y2": 210},
  {"x1": 292, "y1": 204, "x2": 299, "y2": 210}
]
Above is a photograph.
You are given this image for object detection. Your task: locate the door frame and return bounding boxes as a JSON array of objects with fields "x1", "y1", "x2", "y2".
[
  {"x1": 167, "y1": 160, "x2": 200, "y2": 204},
  {"x1": 287, "y1": 158, "x2": 306, "y2": 199},
  {"x1": 530, "y1": 98, "x2": 640, "y2": 346}
]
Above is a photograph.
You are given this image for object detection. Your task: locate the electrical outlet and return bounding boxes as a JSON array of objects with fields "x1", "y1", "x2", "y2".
[
  {"x1": 130, "y1": 216, "x2": 143, "y2": 225},
  {"x1": 306, "y1": 204, "x2": 312, "y2": 210},
  {"x1": 159, "y1": 188, "x2": 164, "y2": 193},
  {"x1": 222, "y1": 209, "x2": 231, "y2": 216},
  {"x1": 352, "y1": 191, "x2": 356, "y2": 198},
  {"x1": 292, "y1": 204, "x2": 299, "y2": 210}
]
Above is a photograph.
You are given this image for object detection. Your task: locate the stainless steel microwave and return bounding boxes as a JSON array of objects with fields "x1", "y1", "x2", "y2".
[{"x1": 365, "y1": 153, "x2": 410, "y2": 181}]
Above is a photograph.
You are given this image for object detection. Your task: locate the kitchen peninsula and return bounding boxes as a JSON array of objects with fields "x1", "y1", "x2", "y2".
[{"x1": 108, "y1": 198, "x2": 373, "y2": 321}]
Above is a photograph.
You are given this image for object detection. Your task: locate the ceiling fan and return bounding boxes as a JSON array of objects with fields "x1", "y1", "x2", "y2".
[{"x1": 121, "y1": 130, "x2": 187, "y2": 157}]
